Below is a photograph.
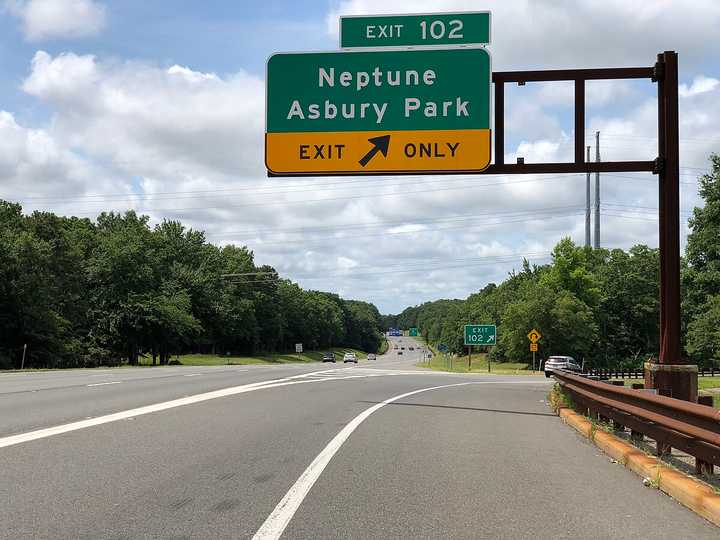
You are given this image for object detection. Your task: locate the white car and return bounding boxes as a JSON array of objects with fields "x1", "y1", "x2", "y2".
[
  {"x1": 367, "y1": 353, "x2": 376, "y2": 361},
  {"x1": 343, "y1": 352, "x2": 358, "y2": 363},
  {"x1": 544, "y1": 356, "x2": 581, "y2": 378}
]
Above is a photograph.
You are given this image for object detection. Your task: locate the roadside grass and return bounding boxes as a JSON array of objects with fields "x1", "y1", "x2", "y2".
[
  {"x1": 1, "y1": 347, "x2": 371, "y2": 371},
  {"x1": 377, "y1": 338, "x2": 389, "y2": 356},
  {"x1": 698, "y1": 377, "x2": 720, "y2": 408},
  {"x1": 609, "y1": 375, "x2": 720, "y2": 389},
  {"x1": 698, "y1": 376, "x2": 720, "y2": 390},
  {"x1": 610, "y1": 375, "x2": 720, "y2": 408},
  {"x1": 548, "y1": 382, "x2": 573, "y2": 412},
  {"x1": 418, "y1": 351, "x2": 534, "y2": 375},
  {"x1": 137, "y1": 348, "x2": 368, "y2": 367}
]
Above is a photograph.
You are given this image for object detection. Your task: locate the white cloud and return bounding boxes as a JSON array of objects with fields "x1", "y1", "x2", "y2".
[
  {"x1": 679, "y1": 75, "x2": 719, "y2": 98},
  {"x1": 0, "y1": 109, "x2": 128, "y2": 204},
  {"x1": 22, "y1": 50, "x2": 265, "y2": 181},
  {"x1": 535, "y1": 80, "x2": 638, "y2": 108},
  {"x1": 5, "y1": 0, "x2": 106, "y2": 41},
  {"x1": 1, "y1": 2, "x2": 719, "y2": 313},
  {"x1": 337, "y1": 256, "x2": 359, "y2": 270},
  {"x1": 327, "y1": 0, "x2": 720, "y2": 71}
]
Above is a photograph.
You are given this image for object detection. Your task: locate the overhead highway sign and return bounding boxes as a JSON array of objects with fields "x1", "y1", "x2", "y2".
[{"x1": 265, "y1": 48, "x2": 491, "y2": 175}]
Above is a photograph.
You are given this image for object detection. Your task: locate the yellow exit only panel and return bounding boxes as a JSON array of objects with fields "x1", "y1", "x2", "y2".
[{"x1": 265, "y1": 129, "x2": 491, "y2": 175}]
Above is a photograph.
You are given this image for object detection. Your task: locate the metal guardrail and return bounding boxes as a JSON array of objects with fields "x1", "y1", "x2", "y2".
[
  {"x1": 584, "y1": 367, "x2": 720, "y2": 379},
  {"x1": 553, "y1": 369, "x2": 720, "y2": 472}
]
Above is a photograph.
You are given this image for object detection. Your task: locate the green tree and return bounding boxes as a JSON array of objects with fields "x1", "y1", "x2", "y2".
[
  {"x1": 683, "y1": 154, "x2": 720, "y2": 365},
  {"x1": 686, "y1": 294, "x2": 720, "y2": 366}
]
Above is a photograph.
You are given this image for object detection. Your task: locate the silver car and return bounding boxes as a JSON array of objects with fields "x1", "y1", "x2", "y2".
[
  {"x1": 343, "y1": 352, "x2": 358, "y2": 363},
  {"x1": 544, "y1": 356, "x2": 581, "y2": 378}
]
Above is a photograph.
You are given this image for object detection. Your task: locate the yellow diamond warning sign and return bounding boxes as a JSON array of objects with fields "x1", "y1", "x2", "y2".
[{"x1": 527, "y1": 329, "x2": 542, "y2": 344}]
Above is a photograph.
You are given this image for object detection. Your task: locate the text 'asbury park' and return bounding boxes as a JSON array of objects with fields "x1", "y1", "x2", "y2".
[{"x1": 285, "y1": 67, "x2": 471, "y2": 124}]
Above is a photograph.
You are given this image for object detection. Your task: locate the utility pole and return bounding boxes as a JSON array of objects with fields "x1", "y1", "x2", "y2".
[
  {"x1": 594, "y1": 131, "x2": 601, "y2": 249},
  {"x1": 585, "y1": 145, "x2": 591, "y2": 247}
]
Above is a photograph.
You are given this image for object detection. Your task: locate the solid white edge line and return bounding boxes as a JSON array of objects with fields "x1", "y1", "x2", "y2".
[
  {"x1": 252, "y1": 382, "x2": 475, "y2": 540},
  {"x1": 0, "y1": 369, "x2": 427, "y2": 450},
  {"x1": 0, "y1": 376, "x2": 327, "y2": 450},
  {"x1": 86, "y1": 381, "x2": 122, "y2": 387}
]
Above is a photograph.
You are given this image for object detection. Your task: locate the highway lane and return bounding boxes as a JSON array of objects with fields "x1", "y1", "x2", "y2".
[
  {"x1": 0, "y1": 362, "x2": 366, "y2": 437},
  {"x1": 1, "y1": 339, "x2": 717, "y2": 538},
  {"x1": 0, "y1": 335, "x2": 416, "y2": 438}
]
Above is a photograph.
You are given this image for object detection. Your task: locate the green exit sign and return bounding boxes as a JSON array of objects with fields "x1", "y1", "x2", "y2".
[
  {"x1": 464, "y1": 324, "x2": 496, "y2": 346},
  {"x1": 340, "y1": 12, "x2": 491, "y2": 49},
  {"x1": 409, "y1": 328, "x2": 418, "y2": 337}
]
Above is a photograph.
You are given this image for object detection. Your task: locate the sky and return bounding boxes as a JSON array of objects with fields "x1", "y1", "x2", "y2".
[{"x1": 0, "y1": 0, "x2": 718, "y2": 315}]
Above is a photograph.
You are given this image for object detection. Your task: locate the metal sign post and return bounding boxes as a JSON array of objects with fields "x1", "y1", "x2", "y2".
[{"x1": 528, "y1": 331, "x2": 541, "y2": 373}]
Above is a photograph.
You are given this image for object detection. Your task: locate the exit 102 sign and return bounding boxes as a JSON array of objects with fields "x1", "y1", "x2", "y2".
[
  {"x1": 340, "y1": 12, "x2": 491, "y2": 49},
  {"x1": 464, "y1": 324, "x2": 496, "y2": 346}
]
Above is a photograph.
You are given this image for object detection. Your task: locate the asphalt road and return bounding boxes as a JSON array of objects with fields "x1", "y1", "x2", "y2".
[{"x1": 1, "y1": 336, "x2": 716, "y2": 538}]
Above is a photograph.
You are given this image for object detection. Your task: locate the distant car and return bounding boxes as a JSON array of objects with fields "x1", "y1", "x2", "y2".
[
  {"x1": 393, "y1": 345, "x2": 398, "y2": 349},
  {"x1": 544, "y1": 356, "x2": 581, "y2": 378},
  {"x1": 409, "y1": 346, "x2": 414, "y2": 351},
  {"x1": 367, "y1": 353, "x2": 376, "y2": 361},
  {"x1": 401, "y1": 347, "x2": 405, "y2": 350},
  {"x1": 397, "y1": 351, "x2": 403, "y2": 355},
  {"x1": 343, "y1": 352, "x2": 358, "y2": 363},
  {"x1": 322, "y1": 352, "x2": 335, "y2": 363}
]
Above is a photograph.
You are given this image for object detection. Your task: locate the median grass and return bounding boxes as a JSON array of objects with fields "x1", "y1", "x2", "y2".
[
  {"x1": 417, "y1": 351, "x2": 534, "y2": 375},
  {"x1": 611, "y1": 375, "x2": 720, "y2": 408},
  {"x1": 137, "y1": 347, "x2": 369, "y2": 367},
  {"x1": 698, "y1": 377, "x2": 720, "y2": 408}
]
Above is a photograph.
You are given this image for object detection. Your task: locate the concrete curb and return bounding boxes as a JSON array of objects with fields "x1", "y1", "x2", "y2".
[{"x1": 557, "y1": 407, "x2": 720, "y2": 527}]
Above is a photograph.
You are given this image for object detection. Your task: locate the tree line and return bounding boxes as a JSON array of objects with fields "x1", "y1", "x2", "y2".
[
  {"x1": 384, "y1": 155, "x2": 720, "y2": 370},
  {"x1": 0, "y1": 204, "x2": 384, "y2": 369}
]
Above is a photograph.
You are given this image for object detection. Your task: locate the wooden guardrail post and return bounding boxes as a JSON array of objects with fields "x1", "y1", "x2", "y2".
[
  {"x1": 696, "y1": 395, "x2": 715, "y2": 475},
  {"x1": 609, "y1": 381, "x2": 626, "y2": 431},
  {"x1": 629, "y1": 383, "x2": 645, "y2": 441},
  {"x1": 656, "y1": 441, "x2": 671, "y2": 457}
]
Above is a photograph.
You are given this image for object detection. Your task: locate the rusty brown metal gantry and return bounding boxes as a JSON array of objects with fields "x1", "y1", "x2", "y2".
[
  {"x1": 490, "y1": 51, "x2": 687, "y2": 398},
  {"x1": 270, "y1": 51, "x2": 688, "y2": 397}
]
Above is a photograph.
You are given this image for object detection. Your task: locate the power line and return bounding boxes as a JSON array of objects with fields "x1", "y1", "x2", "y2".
[
  {"x1": 233, "y1": 211, "x2": 587, "y2": 247},
  {"x1": 286, "y1": 253, "x2": 554, "y2": 280},
  {"x1": 50, "y1": 174, "x2": 587, "y2": 217},
  {"x1": 222, "y1": 253, "x2": 555, "y2": 284},
  {"x1": 10, "y1": 173, "x2": 483, "y2": 204},
  {"x1": 586, "y1": 132, "x2": 720, "y2": 145},
  {"x1": 207, "y1": 205, "x2": 585, "y2": 240},
  {"x1": 603, "y1": 173, "x2": 699, "y2": 185}
]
